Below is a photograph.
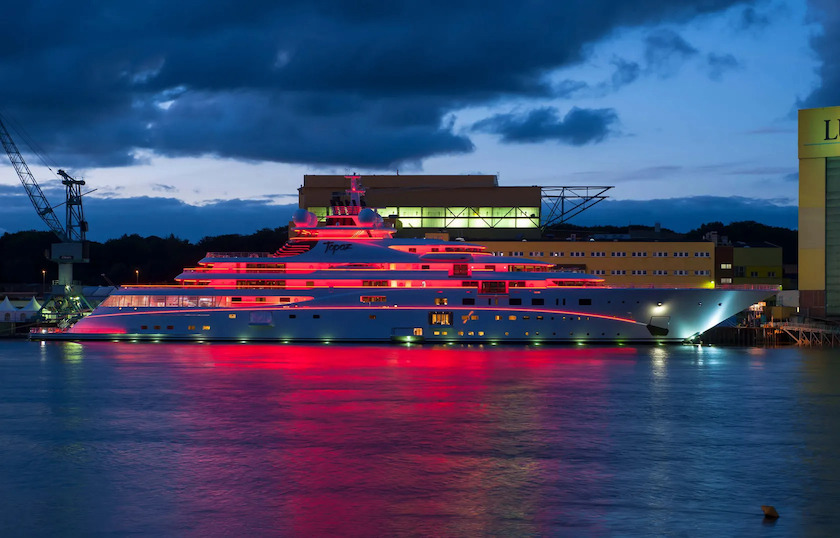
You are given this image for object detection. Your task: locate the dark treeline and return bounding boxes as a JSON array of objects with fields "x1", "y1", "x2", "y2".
[
  {"x1": 683, "y1": 221, "x2": 798, "y2": 264},
  {"x1": 0, "y1": 227, "x2": 288, "y2": 286}
]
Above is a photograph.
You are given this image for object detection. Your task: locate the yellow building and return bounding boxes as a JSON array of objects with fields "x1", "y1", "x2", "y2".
[
  {"x1": 732, "y1": 246, "x2": 784, "y2": 287},
  {"x1": 473, "y1": 240, "x2": 716, "y2": 287},
  {"x1": 799, "y1": 106, "x2": 840, "y2": 317}
]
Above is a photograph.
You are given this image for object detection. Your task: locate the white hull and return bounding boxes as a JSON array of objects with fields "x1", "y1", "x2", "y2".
[{"x1": 35, "y1": 287, "x2": 772, "y2": 343}]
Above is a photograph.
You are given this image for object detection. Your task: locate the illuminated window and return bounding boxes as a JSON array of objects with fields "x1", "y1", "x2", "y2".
[
  {"x1": 720, "y1": 263, "x2": 732, "y2": 269},
  {"x1": 458, "y1": 331, "x2": 464, "y2": 336},
  {"x1": 361, "y1": 296, "x2": 387, "y2": 303},
  {"x1": 434, "y1": 297, "x2": 448, "y2": 305},
  {"x1": 478, "y1": 331, "x2": 484, "y2": 336},
  {"x1": 523, "y1": 316, "x2": 530, "y2": 320},
  {"x1": 508, "y1": 315, "x2": 517, "y2": 320},
  {"x1": 202, "y1": 325, "x2": 210, "y2": 331},
  {"x1": 429, "y1": 312, "x2": 453, "y2": 325},
  {"x1": 188, "y1": 325, "x2": 196, "y2": 331},
  {"x1": 369, "y1": 315, "x2": 376, "y2": 319},
  {"x1": 468, "y1": 331, "x2": 474, "y2": 336},
  {"x1": 537, "y1": 316, "x2": 543, "y2": 320},
  {"x1": 413, "y1": 328, "x2": 423, "y2": 336},
  {"x1": 471, "y1": 315, "x2": 478, "y2": 320},
  {"x1": 495, "y1": 315, "x2": 501, "y2": 320},
  {"x1": 229, "y1": 313, "x2": 236, "y2": 319}
]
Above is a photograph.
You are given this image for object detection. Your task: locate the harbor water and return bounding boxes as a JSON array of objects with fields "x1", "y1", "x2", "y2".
[{"x1": 1, "y1": 341, "x2": 838, "y2": 536}]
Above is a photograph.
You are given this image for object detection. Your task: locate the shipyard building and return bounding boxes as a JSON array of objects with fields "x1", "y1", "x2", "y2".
[{"x1": 799, "y1": 106, "x2": 840, "y2": 318}]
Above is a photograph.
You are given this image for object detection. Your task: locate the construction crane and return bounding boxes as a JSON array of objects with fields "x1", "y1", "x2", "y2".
[{"x1": 0, "y1": 112, "x2": 90, "y2": 321}]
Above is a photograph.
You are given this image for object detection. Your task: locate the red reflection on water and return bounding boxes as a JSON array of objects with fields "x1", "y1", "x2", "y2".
[{"x1": 80, "y1": 342, "x2": 638, "y2": 535}]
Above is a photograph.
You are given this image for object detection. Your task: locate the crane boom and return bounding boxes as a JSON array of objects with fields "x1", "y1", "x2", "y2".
[{"x1": 0, "y1": 114, "x2": 68, "y2": 242}]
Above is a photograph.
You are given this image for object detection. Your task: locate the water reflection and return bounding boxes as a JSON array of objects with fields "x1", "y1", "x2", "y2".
[{"x1": 1, "y1": 342, "x2": 838, "y2": 535}]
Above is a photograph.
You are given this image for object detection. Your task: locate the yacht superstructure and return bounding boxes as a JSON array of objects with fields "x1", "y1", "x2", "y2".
[{"x1": 34, "y1": 177, "x2": 774, "y2": 343}]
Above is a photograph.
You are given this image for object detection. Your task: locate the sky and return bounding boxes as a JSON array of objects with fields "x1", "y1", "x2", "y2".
[{"x1": 0, "y1": 0, "x2": 837, "y2": 241}]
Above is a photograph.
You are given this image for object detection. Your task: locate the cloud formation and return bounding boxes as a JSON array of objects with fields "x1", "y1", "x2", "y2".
[
  {"x1": 0, "y1": 0, "x2": 757, "y2": 171},
  {"x1": 802, "y1": 0, "x2": 840, "y2": 108},
  {"x1": 472, "y1": 107, "x2": 619, "y2": 145}
]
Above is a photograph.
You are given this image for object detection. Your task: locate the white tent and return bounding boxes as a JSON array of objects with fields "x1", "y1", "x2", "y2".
[
  {"x1": 18, "y1": 297, "x2": 42, "y2": 322},
  {"x1": 0, "y1": 297, "x2": 18, "y2": 322}
]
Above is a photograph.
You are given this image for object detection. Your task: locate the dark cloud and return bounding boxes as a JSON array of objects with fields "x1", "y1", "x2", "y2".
[
  {"x1": 737, "y1": 6, "x2": 772, "y2": 29},
  {"x1": 565, "y1": 195, "x2": 797, "y2": 232},
  {"x1": 644, "y1": 29, "x2": 699, "y2": 77},
  {"x1": 472, "y1": 107, "x2": 618, "y2": 145},
  {"x1": 705, "y1": 52, "x2": 741, "y2": 80},
  {"x1": 610, "y1": 58, "x2": 642, "y2": 89},
  {"x1": 0, "y1": 0, "x2": 753, "y2": 169},
  {"x1": 801, "y1": 0, "x2": 840, "y2": 108}
]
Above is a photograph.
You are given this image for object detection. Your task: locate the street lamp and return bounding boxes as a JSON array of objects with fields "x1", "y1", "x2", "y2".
[
  {"x1": 41, "y1": 269, "x2": 46, "y2": 296},
  {"x1": 135, "y1": 269, "x2": 139, "y2": 284}
]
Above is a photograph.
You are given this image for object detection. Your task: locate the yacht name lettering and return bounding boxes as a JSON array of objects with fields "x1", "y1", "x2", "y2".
[
  {"x1": 825, "y1": 119, "x2": 840, "y2": 141},
  {"x1": 324, "y1": 242, "x2": 353, "y2": 254}
]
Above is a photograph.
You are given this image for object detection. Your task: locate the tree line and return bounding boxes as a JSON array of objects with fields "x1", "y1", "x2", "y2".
[{"x1": 0, "y1": 227, "x2": 289, "y2": 286}]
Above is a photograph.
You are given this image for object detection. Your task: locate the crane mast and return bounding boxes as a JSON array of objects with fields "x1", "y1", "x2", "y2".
[
  {"x1": 0, "y1": 113, "x2": 89, "y2": 319},
  {"x1": 0, "y1": 116, "x2": 68, "y2": 241}
]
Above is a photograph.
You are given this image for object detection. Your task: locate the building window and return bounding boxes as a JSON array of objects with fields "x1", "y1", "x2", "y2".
[
  {"x1": 531, "y1": 298, "x2": 544, "y2": 306},
  {"x1": 361, "y1": 296, "x2": 387, "y2": 303},
  {"x1": 653, "y1": 252, "x2": 668, "y2": 257},
  {"x1": 434, "y1": 297, "x2": 448, "y2": 305},
  {"x1": 750, "y1": 271, "x2": 759, "y2": 277},
  {"x1": 611, "y1": 252, "x2": 626, "y2": 257},
  {"x1": 768, "y1": 271, "x2": 776, "y2": 277},
  {"x1": 721, "y1": 278, "x2": 732, "y2": 284},
  {"x1": 509, "y1": 298, "x2": 522, "y2": 305},
  {"x1": 720, "y1": 263, "x2": 732, "y2": 269},
  {"x1": 462, "y1": 298, "x2": 475, "y2": 305}
]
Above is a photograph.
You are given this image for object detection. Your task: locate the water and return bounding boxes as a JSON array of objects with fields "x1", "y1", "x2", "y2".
[{"x1": 1, "y1": 341, "x2": 838, "y2": 536}]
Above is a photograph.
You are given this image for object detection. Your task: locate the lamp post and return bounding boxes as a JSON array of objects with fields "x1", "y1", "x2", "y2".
[
  {"x1": 41, "y1": 269, "x2": 46, "y2": 296},
  {"x1": 135, "y1": 269, "x2": 139, "y2": 284}
]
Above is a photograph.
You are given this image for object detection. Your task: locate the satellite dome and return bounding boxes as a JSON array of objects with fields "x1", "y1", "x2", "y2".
[
  {"x1": 292, "y1": 209, "x2": 318, "y2": 227},
  {"x1": 357, "y1": 208, "x2": 378, "y2": 224}
]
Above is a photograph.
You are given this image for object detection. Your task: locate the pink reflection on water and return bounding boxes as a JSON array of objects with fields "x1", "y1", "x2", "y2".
[{"x1": 79, "y1": 342, "x2": 639, "y2": 535}]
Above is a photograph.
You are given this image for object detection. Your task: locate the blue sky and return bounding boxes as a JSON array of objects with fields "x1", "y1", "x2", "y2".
[{"x1": 0, "y1": 0, "x2": 835, "y2": 240}]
